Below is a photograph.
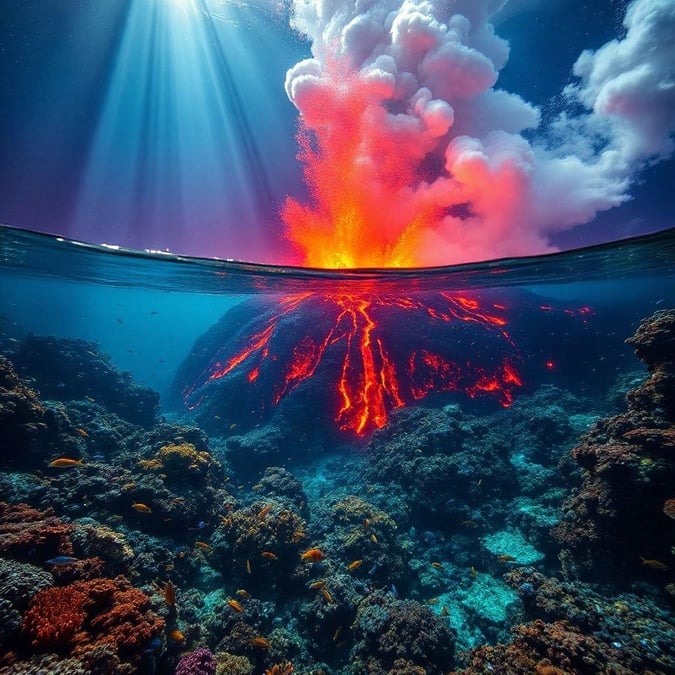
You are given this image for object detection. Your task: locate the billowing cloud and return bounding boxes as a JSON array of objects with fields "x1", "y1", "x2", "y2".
[{"x1": 281, "y1": 0, "x2": 675, "y2": 267}]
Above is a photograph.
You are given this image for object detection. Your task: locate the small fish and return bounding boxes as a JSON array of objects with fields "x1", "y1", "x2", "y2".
[
  {"x1": 261, "y1": 551, "x2": 278, "y2": 560},
  {"x1": 229, "y1": 423, "x2": 237, "y2": 430},
  {"x1": 85, "y1": 396, "x2": 96, "y2": 402},
  {"x1": 497, "y1": 554, "x2": 517, "y2": 563},
  {"x1": 333, "y1": 626, "x2": 343, "y2": 642},
  {"x1": 347, "y1": 559, "x2": 363, "y2": 571},
  {"x1": 197, "y1": 520, "x2": 207, "y2": 530},
  {"x1": 194, "y1": 541, "x2": 213, "y2": 553},
  {"x1": 309, "y1": 580, "x2": 326, "y2": 589},
  {"x1": 92, "y1": 454, "x2": 105, "y2": 462},
  {"x1": 370, "y1": 533, "x2": 378, "y2": 544},
  {"x1": 257, "y1": 504, "x2": 272, "y2": 518},
  {"x1": 236, "y1": 589, "x2": 251, "y2": 599},
  {"x1": 169, "y1": 629, "x2": 185, "y2": 642},
  {"x1": 363, "y1": 518, "x2": 371, "y2": 529},
  {"x1": 427, "y1": 597, "x2": 439, "y2": 605},
  {"x1": 301, "y1": 548, "x2": 325, "y2": 562},
  {"x1": 48, "y1": 458, "x2": 84, "y2": 469},
  {"x1": 150, "y1": 311, "x2": 159, "y2": 315},
  {"x1": 75, "y1": 428, "x2": 89, "y2": 437},
  {"x1": 389, "y1": 584, "x2": 399, "y2": 599},
  {"x1": 246, "y1": 559, "x2": 252, "y2": 574},
  {"x1": 461, "y1": 520, "x2": 479, "y2": 528},
  {"x1": 470, "y1": 566, "x2": 477, "y2": 579},
  {"x1": 431, "y1": 561, "x2": 444, "y2": 570},
  {"x1": 640, "y1": 557, "x2": 669, "y2": 571},
  {"x1": 250, "y1": 636, "x2": 271, "y2": 649},
  {"x1": 441, "y1": 606, "x2": 449, "y2": 617},
  {"x1": 320, "y1": 587, "x2": 334, "y2": 604},
  {"x1": 164, "y1": 581, "x2": 176, "y2": 606},
  {"x1": 227, "y1": 598, "x2": 244, "y2": 613},
  {"x1": 131, "y1": 503, "x2": 152, "y2": 514},
  {"x1": 46, "y1": 555, "x2": 79, "y2": 566}
]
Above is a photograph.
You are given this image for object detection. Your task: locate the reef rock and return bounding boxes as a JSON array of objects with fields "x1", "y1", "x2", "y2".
[{"x1": 553, "y1": 309, "x2": 675, "y2": 581}]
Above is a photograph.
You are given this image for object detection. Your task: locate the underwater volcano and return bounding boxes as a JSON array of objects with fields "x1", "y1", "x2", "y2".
[{"x1": 173, "y1": 288, "x2": 624, "y2": 437}]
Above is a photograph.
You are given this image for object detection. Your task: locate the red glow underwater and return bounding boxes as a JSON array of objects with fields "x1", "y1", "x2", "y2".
[{"x1": 182, "y1": 291, "x2": 523, "y2": 436}]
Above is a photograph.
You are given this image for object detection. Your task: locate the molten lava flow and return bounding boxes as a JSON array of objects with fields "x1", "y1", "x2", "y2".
[{"x1": 184, "y1": 292, "x2": 523, "y2": 436}]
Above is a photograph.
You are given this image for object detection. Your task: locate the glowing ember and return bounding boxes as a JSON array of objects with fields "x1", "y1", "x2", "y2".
[{"x1": 182, "y1": 291, "x2": 522, "y2": 436}]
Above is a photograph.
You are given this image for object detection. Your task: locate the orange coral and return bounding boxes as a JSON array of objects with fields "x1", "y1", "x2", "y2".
[
  {"x1": 22, "y1": 586, "x2": 91, "y2": 648},
  {"x1": 265, "y1": 662, "x2": 294, "y2": 675},
  {"x1": 21, "y1": 575, "x2": 164, "y2": 668}
]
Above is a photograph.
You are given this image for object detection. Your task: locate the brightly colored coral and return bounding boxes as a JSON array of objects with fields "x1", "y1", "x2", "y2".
[
  {"x1": 22, "y1": 585, "x2": 91, "y2": 648},
  {"x1": 175, "y1": 647, "x2": 217, "y2": 675}
]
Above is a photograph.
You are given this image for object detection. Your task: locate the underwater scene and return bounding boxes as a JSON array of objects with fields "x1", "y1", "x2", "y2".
[
  {"x1": 2, "y1": 0, "x2": 675, "y2": 673},
  {"x1": 1, "y1": 224, "x2": 674, "y2": 675}
]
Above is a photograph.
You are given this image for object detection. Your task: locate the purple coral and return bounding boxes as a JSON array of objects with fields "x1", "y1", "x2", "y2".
[{"x1": 175, "y1": 647, "x2": 217, "y2": 675}]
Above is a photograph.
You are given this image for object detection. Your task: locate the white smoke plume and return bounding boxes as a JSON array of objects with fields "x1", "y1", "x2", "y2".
[{"x1": 283, "y1": 0, "x2": 675, "y2": 266}]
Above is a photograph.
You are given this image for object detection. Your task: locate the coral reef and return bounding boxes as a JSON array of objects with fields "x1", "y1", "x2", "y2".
[
  {"x1": 553, "y1": 310, "x2": 675, "y2": 580},
  {"x1": 350, "y1": 590, "x2": 455, "y2": 674},
  {"x1": 175, "y1": 646, "x2": 217, "y2": 675},
  {"x1": 455, "y1": 567, "x2": 674, "y2": 674},
  {"x1": 11, "y1": 336, "x2": 159, "y2": 427}
]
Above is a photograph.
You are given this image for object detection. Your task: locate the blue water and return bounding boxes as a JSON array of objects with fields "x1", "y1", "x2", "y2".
[{"x1": 1, "y1": 223, "x2": 674, "y2": 673}]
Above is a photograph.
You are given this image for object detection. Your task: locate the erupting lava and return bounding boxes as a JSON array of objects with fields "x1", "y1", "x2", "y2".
[
  {"x1": 181, "y1": 58, "x2": 529, "y2": 436},
  {"x1": 181, "y1": 291, "x2": 522, "y2": 436}
]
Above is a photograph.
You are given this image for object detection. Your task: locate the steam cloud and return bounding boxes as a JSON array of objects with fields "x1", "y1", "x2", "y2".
[{"x1": 283, "y1": 0, "x2": 675, "y2": 266}]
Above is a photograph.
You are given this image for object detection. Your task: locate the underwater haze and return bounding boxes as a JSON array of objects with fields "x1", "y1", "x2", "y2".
[
  {"x1": 2, "y1": 0, "x2": 675, "y2": 673},
  {"x1": 1, "y1": 223, "x2": 675, "y2": 673}
]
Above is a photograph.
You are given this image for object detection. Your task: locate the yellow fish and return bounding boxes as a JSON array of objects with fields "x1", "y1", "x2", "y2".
[
  {"x1": 48, "y1": 458, "x2": 84, "y2": 469},
  {"x1": 131, "y1": 503, "x2": 152, "y2": 513},
  {"x1": 347, "y1": 559, "x2": 363, "y2": 571}
]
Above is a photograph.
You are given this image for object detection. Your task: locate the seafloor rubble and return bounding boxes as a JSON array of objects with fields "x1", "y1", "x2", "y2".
[{"x1": 0, "y1": 314, "x2": 673, "y2": 674}]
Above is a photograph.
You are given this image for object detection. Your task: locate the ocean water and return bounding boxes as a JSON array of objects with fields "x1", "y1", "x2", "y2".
[{"x1": 1, "y1": 223, "x2": 674, "y2": 674}]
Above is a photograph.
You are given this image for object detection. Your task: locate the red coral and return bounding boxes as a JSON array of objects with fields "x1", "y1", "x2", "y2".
[
  {"x1": 0, "y1": 502, "x2": 74, "y2": 560},
  {"x1": 78, "y1": 577, "x2": 164, "y2": 657},
  {"x1": 22, "y1": 585, "x2": 91, "y2": 648},
  {"x1": 20, "y1": 575, "x2": 164, "y2": 671}
]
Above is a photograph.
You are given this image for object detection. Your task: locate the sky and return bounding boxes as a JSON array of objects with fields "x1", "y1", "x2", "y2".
[{"x1": 0, "y1": 0, "x2": 673, "y2": 266}]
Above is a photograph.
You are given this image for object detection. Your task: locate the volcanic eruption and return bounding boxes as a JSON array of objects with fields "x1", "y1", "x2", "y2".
[{"x1": 175, "y1": 0, "x2": 671, "y2": 436}]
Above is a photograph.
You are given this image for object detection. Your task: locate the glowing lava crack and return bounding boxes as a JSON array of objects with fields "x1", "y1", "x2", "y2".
[{"x1": 176, "y1": 291, "x2": 524, "y2": 436}]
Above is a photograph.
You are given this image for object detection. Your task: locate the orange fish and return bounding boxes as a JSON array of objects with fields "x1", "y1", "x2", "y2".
[
  {"x1": 309, "y1": 580, "x2": 326, "y2": 589},
  {"x1": 164, "y1": 581, "x2": 176, "y2": 607},
  {"x1": 75, "y1": 428, "x2": 89, "y2": 438},
  {"x1": 195, "y1": 541, "x2": 213, "y2": 553},
  {"x1": 250, "y1": 636, "x2": 271, "y2": 649},
  {"x1": 640, "y1": 557, "x2": 669, "y2": 571},
  {"x1": 131, "y1": 503, "x2": 152, "y2": 513},
  {"x1": 347, "y1": 559, "x2": 363, "y2": 571},
  {"x1": 169, "y1": 629, "x2": 185, "y2": 642},
  {"x1": 301, "y1": 548, "x2": 325, "y2": 562},
  {"x1": 497, "y1": 554, "x2": 516, "y2": 563},
  {"x1": 48, "y1": 458, "x2": 84, "y2": 469},
  {"x1": 431, "y1": 562, "x2": 444, "y2": 570},
  {"x1": 227, "y1": 598, "x2": 244, "y2": 613},
  {"x1": 261, "y1": 551, "x2": 278, "y2": 560},
  {"x1": 257, "y1": 504, "x2": 272, "y2": 518},
  {"x1": 320, "y1": 588, "x2": 334, "y2": 604}
]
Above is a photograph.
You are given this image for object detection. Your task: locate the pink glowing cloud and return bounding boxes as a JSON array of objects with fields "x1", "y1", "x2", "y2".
[{"x1": 283, "y1": 0, "x2": 675, "y2": 267}]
